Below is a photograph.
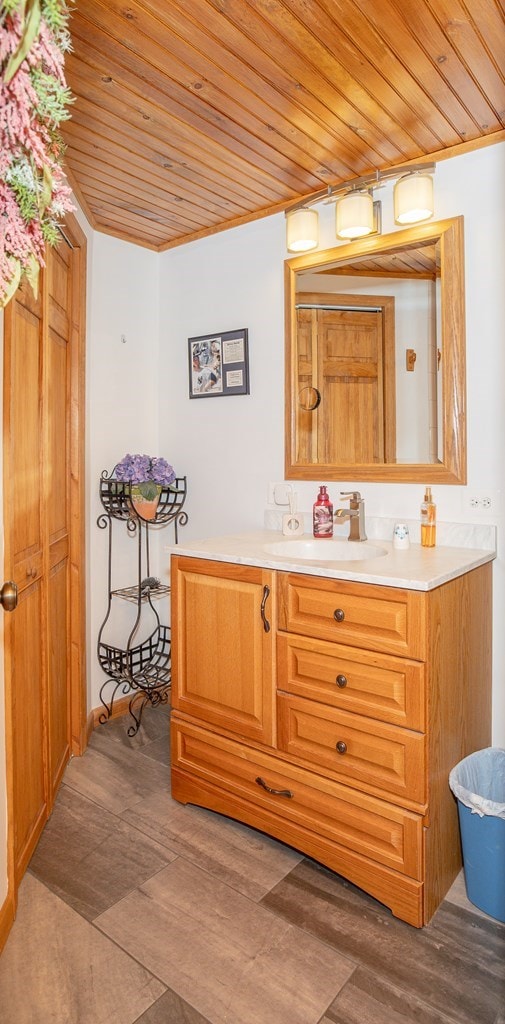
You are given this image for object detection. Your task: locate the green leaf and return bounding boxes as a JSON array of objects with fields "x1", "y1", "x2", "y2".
[
  {"x1": 1, "y1": 260, "x2": 22, "y2": 309},
  {"x1": 134, "y1": 482, "x2": 161, "y2": 502},
  {"x1": 4, "y1": 0, "x2": 41, "y2": 83},
  {"x1": 25, "y1": 254, "x2": 40, "y2": 299}
]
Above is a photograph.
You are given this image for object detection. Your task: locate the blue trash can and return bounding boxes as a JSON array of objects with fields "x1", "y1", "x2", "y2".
[{"x1": 449, "y1": 747, "x2": 505, "y2": 923}]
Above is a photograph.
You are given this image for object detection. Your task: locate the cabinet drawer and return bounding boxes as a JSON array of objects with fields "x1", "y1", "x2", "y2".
[
  {"x1": 278, "y1": 573, "x2": 425, "y2": 659},
  {"x1": 277, "y1": 694, "x2": 425, "y2": 805},
  {"x1": 277, "y1": 632, "x2": 425, "y2": 730},
  {"x1": 172, "y1": 716, "x2": 423, "y2": 879}
]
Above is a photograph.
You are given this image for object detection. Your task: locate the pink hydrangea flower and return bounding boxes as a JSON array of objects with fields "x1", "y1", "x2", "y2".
[{"x1": 1, "y1": 3, "x2": 75, "y2": 307}]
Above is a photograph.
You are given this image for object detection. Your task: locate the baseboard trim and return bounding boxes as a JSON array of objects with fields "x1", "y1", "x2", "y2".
[
  {"x1": 0, "y1": 887, "x2": 15, "y2": 955},
  {"x1": 86, "y1": 708, "x2": 95, "y2": 742},
  {"x1": 90, "y1": 687, "x2": 171, "y2": 731},
  {"x1": 91, "y1": 693, "x2": 132, "y2": 729}
]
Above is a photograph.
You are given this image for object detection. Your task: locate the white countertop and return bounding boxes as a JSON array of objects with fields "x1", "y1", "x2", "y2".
[{"x1": 169, "y1": 529, "x2": 496, "y2": 591}]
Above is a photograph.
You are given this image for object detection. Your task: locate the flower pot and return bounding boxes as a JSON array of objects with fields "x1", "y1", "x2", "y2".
[{"x1": 130, "y1": 484, "x2": 162, "y2": 521}]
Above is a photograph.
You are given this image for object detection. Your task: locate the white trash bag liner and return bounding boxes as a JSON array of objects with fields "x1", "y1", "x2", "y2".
[{"x1": 449, "y1": 747, "x2": 505, "y2": 819}]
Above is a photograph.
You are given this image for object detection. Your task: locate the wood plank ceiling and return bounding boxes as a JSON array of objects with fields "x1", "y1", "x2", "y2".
[{"x1": 64, "y1": 0, "x2": 505, "y2": 251}]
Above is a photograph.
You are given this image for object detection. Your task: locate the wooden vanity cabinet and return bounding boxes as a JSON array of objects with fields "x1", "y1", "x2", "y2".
[{"x1": 171, "y1": 555, "x2": 492, "y2": 927}]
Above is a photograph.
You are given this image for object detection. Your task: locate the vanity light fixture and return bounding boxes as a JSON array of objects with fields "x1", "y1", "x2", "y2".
[
  {"x1": 285, "y1": 162, "x2": 435, "y2": 252},
  {"x1": 335, "y1": 189, "x2": 380, "y2": 240},
  {"x1": 394, "y1": 171, "x2": 434, "y2": 225},
  {"x1": 285, "y1": 207, "x2": 319, "y2": 252}
]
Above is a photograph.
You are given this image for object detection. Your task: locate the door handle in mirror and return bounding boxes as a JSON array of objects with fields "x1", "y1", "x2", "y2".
[{"x1": 298, "y1": 386, "x2": 321, "y2": 411}]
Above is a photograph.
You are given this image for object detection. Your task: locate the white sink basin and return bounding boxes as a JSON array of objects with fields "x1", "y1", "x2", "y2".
[{"x1": 264, "y1": 539, "x2": 388, "y2": 562}]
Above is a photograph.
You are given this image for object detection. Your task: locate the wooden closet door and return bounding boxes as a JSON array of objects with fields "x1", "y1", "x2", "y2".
[
  {"x1": 4, "y1": 275, "x2": 47, "y2": 881},
  {"x1": 318, "y1": 307, "x2": 384, "y2": 464},
  {"x1": 294, "y1": 293, "x2": 396, "y2": 468},
  {"x1": 46, "y1": 241, "x2": 72, "y2": 800},
  {"x1": 3, "y1": 218, "x2": 87, "y2": 888}
]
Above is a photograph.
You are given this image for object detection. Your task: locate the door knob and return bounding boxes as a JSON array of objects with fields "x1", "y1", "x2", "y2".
[{"x1": 0, "y1": 581, "x2": 18, "y2": 612}]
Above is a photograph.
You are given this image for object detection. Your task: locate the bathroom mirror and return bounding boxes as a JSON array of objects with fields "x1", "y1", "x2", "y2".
[{"x1": 285, "y1": 216, "x2": 466, "y2": 483}]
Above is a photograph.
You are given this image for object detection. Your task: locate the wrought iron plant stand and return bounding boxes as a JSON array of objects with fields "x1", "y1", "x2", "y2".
[{"x1": 97, "y1": 470, "x2": 188, "y2": 735}]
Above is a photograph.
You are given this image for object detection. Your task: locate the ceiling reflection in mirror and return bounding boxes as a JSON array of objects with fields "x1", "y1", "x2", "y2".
[{"x1": 284, "y1": 218, "x2": 466, "y2": 484}]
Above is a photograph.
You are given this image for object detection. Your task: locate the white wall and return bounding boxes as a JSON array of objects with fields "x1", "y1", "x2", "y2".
[
  {"x1": 87, "y1": 233, "x2": 161, "y2": 706},
  {"x1": 158, "y1": 215, "x2": 286, "y2": 538},
  {"x1": 159, "y1": 143, "x2": 505, "y2": 745}
]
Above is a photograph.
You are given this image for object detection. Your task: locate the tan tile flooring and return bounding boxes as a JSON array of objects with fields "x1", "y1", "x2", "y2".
[{"x1": 1, "y1": 705, "x2": 504, "y2": 1024}]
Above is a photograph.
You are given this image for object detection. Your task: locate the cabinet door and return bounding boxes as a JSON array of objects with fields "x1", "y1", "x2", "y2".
[{"x1": 171, "y1": 557, "x2": 276, "y2": 745}]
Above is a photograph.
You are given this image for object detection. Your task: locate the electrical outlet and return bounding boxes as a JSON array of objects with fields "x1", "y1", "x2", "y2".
[{"x1": 467, "y1": 493, "x2": 497, "y2": 512}]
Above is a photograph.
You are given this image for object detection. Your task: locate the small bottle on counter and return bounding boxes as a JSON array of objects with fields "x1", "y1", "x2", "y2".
[
  {"x1": 421, "y1": 486, "x2": 436, "y2": 547},
  {"x1": 313, "y1": 485, "x2": 333, "y2": 538}
]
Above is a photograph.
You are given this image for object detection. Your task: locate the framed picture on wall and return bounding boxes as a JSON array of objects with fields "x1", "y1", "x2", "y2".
[{"x1": 188, "y1": 328, "x2": 250, "y2": 399}]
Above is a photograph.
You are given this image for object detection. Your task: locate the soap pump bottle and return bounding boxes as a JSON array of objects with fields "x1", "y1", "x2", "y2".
[
  {"x1": 421, "y1": 486, "x2": 436, "y2": 547},
  {"x1": 313, "y1": 486, "x2": 333, "y2": 538}
]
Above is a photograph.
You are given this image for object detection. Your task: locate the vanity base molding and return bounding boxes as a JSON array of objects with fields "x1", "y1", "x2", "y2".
[{"x1": 170, "y1": 555, "x2": 492, "y2": 928}]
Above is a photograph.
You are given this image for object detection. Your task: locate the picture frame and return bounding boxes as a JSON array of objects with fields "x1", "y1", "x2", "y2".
[{"x1": 188, "y1": 328, "x2": 249, "y2": 399}]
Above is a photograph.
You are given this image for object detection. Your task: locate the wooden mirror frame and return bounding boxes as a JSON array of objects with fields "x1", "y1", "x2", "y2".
[{"x1": 284, "y1": 216, "x2": 466, "y2": 484}]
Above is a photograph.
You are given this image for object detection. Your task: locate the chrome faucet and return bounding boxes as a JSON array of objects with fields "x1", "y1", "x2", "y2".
[{"x1": 334, "y1": 491, "x2": 367, "y2": 541}]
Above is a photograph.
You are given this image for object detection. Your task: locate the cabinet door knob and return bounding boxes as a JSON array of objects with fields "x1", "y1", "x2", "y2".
[
  {"x1": 336, "y1": 674, "x2": 347, "y2": 688},
  {"x1": 255, "y1": 776, "x2": 293, "y2": 798},
  {"x1": 336, "y1": 740, "x2": 347, "y2": 754},
  {"x1": 334, "y1": 608, "x2": 345, "y2": 622}
]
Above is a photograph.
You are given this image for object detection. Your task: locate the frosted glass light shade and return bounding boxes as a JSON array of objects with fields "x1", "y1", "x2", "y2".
[
  {"x1": 394, "y1": 173, "x2": 434, "y2": 224},
  {"x1": 286, "y1": 208, "x2": 319, "y2": 252},
  {"x1": 336, "y1": 190, "x2": 374, "y2": 239}
]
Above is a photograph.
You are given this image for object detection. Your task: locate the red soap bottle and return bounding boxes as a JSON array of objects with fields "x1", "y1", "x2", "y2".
[{"x1": 313, "y1": 486, "x2": 333, "y2": 538}]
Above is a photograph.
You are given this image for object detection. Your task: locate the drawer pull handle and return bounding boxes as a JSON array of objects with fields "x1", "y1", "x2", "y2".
[
  {"x1": 260, "y1": 585, "x2": 271, "y2": 633},
  {"x1": 336, "y1": 674, "x2": 348, "y2": 688},
  {"x1": 336, "y1": 740, "x2": 348, "y2": 754},
  {"x1": 334, "y1": 608, "x2": 345, "y2": 622},
  {"x1": 255, "y1": 776, "x2": 293, "y2": 798}
]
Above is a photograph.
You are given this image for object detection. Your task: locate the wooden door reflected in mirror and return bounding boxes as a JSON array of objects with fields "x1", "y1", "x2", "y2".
[
  {"x1": 296, "y1": 292, "x2": 396, "y2": 466},
  {"x1": 285, "y1": 217, "x2": 466, "y2": 484}
]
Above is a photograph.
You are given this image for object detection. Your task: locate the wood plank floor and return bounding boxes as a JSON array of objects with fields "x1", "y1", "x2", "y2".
[{"x1": 0, "y1": 705, "x2": 503, "y2": 1024}]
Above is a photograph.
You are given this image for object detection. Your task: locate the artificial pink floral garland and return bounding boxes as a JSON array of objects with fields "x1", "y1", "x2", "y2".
[{"x1": 0, "y1": 0, "x2": 75, "y2": 308}]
